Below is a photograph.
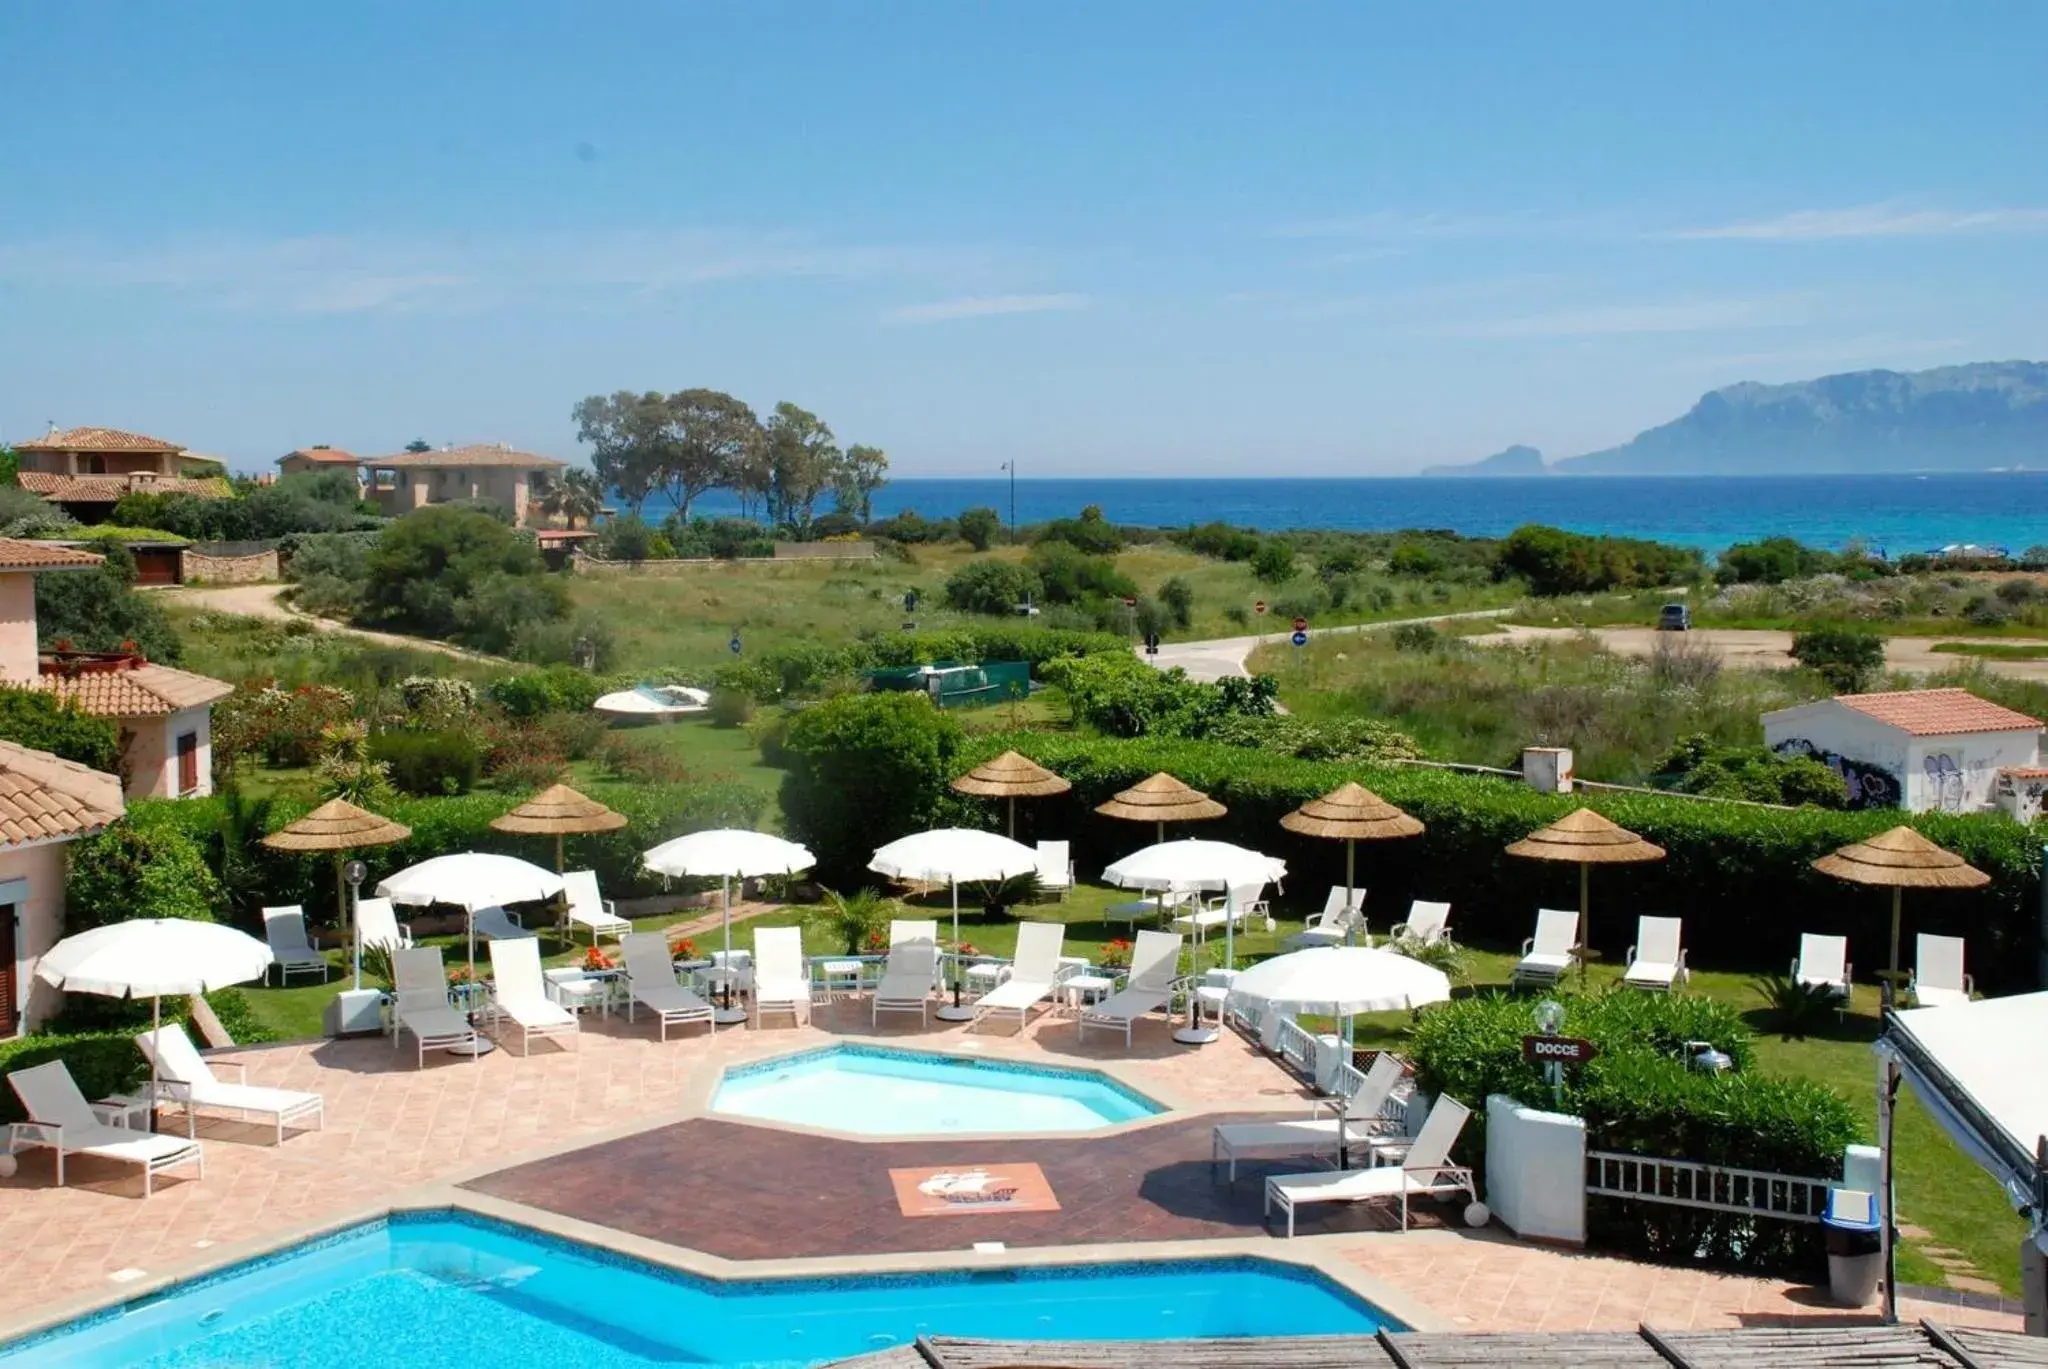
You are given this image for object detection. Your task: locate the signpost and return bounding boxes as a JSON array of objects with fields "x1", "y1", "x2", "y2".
[
  {"x1": 728, "y1": 634, "x2": 742, "y2": 655},
  {"x1": 1293, "y1": 615, "x2": 1309, "y2": 633},
  {"x1": 1144, "y1": 632, "x2": 1160, "y2": 656},
  {"x1": 1290, "y1": 630, "x2": 1308, "y2": 648},
  {"x1": 1253, "y1": 600, "x2": 1267, "y2": 616},
  {"x1": 1521, "y1": 1035, "x2": 1597, "y2": 1065}
]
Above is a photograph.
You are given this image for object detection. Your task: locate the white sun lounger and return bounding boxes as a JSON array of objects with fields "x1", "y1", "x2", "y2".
[
  {"x1": 1623, "y1": 915, "x2": 1688, "y2": 992},
  {"x1": 1511, "y1": 908, "x2": 1579, "y2": 988},
  {"x1": 1383, "y1": 899, "x2": 1451, "y2": 948},
  {"x1": 353, "y1": 896, "x2": 412, "y2": 954},
  {"x1": 752, "y1": 926, "x2": 810, "y2": 1025},
  {"x1": 1265, "y1": 1094, "x2": 1475, "y2": 1237},
  {"x1": 1034, "y1": 841, "x2": 1072, "y2": 900},
  {"x1": 972, "y1": 921, "x2": 1067, "y2": 1031},
  {"x1": 392, "y1": 947, "x2": 480, "y2": 1066},
  {"x1": 1792, "y1": 932, "x2": 1852, "y2": 1000},
  {"x1": 873, "y1": 920, "x2": 941, "y2": 1026},
  {"x1": 1289, "y1": 886, "x2": 1366, "y2": 950},
  {"x1": 563, "y1": 870, "x2": 633, "y2": 944},
  {"x1": 487, "y1": 938, "x2": 579, "y2": 1055},
  {"x1": 1078, "y1": 930, "x2": 1183, "y2": 1046},
  {"x1": 1910, "y1": 933, "x2": 1973, "y2": 1008},
  {"x1": 262, "y1": 905, "x2": 329, "y2": 985},
  {"x1": 618, "y1": 932, "x2": 715, "y2": 1040},
  {"x1": 7, "y1": 1060, "x2": 205, "y2": 1197},
  {"x1": 137, "y1": 1024, "x2": 324, "y2": 1145},
  {"x1": 474, "y1": 906, "x2": 536, "y2": 941},
  {"x1": 1212, "y1": 1050, "x2": 1405, "y2": 1182}
]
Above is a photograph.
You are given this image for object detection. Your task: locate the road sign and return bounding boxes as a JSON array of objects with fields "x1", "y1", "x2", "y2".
[
  {"x1": 1292, "y1": 615, "x2": 1309, "y2": 633},
  {"x1": 903, "y1": 590, "x2": 920, "y2": 612},
  {"x1": 728, "y1": 635, "x2": 742, "y2": 655},
  {"x1": 1290, "y1": 630, "x2": 1308, "y2": 647},
  {"x1": 1122, "y1": 596, "x2": 1138, "y2": 608},
  {"x1": 1144, "y1": 633, "x2": 1160, "y2": 656},
  {"x1": 1521, "y1": 1035, "x2": 1597, "y2": 1065},
  {"x1": 1254, "y1": 600, "x2": 1267, "y2": 615}
]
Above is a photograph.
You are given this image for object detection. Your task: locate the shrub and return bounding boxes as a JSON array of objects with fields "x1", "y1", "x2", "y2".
[
  {"x1": 945, "y1": 560, "x2": 1041, "y2": 615},
  {"x1": 488, "y1": 665, "x2": 605, "y2": 717},
  {"x1": 511, "y1": 612, "x2": 616, "y2": 670},
  {"x1": 67, "y1": 824, "x2": 221, "y2": 930},
  {"x1": 780, "y1": 693, "x2": 963, "y2": 882},
  {"x1": 1391, "y1": 621, "x2": 1440, "y2": 653},
  {"x1": 1716, "y1": 537, "x2": 1834, "y2": 586},
  {"x1": 0, "y1": 1033, "x2": 145, "y2": 1123},
  {"x1": 1032, "y1": 505, "x2": 1122, "y2": 554},
  {"x1": 0, "y1": 687, "x2": 121, "y2": 769},
  {"x1": 1789, "y1": 627, "x2": 1884, "y2": 692},
  {"x1": 1223, "y1": 604, "x2": 1250, "y2": 628},
  {"x1": 34, "y1": 542, "x2": 182, "y2": 662},
  {"x1": 534, "y1": 710, "x2": 610, "y2": 762},
  {"x1": 1495, "y1": 524, "x2": 1703, "y2": 596},
  {"x1": 214, "y1": 683, "x2": 357, "y2": 769},
  {"x1": 1250, "y1": 539, "x2": 1296, "y2": 585},
  {"x1": 596, "y1": 735, "x2": 692, "y2": 784},
  {"x1": 598, "y1": 515, "x2": 658, "y2": 563},
  {"x1": 398, "y1": 675, "x2": 479, "y2": 714},
  {"x1": 368, "y1": 730, "x2": 483, "y2": 796},
  {"x1": 1025, "y1": 542, "x2": 1135, "y2": 605},
  {"x1": 707, "y1": 687, "x2": 755, "y2": 728},
  {"x1": 358, "y1": 505, "x2": 567, "y2": 650},
  {"x1": 1178, "y1": 521, "x2": 1261, "y2": 562},
  {"x1": 1158, "y1": 576, "x2": 1195, "y2": 629},
  {"x1": 957, "y1": 506, "x2": 1002, "y2": 551},
  {"x1": 1205, "y1": 713, "x2": 1421, "y2": 762},
  {"x1": 1387, "y1": 540, "x2": 1445, "y2": 577}
]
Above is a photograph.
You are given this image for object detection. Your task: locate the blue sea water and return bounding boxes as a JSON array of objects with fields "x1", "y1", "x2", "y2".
[
  {"x1": 2, "y1": 1212, "x2": 1391, "y2": 1368},
  {"x1": 672, "y1": 473, "x2": 2048, "y2": 554},
  {"x1": 710, "y1": 1044, "x2": 1163, "y2": 1134}
]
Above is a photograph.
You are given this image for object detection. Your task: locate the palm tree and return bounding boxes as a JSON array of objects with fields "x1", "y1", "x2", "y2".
[{"x1": 542, "y1": 468, "x2": 605, "y2": 529}]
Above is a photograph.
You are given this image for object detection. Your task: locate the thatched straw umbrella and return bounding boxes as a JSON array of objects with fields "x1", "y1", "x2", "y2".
[
  {"x1": 1095, "y1": 772, "x2": 1226, "y2": 846},
  {"x1": 951, "y1": 751, "x2": 1071, "y2": 838},
  {"x1": 489, "y1": 783, "x2": 628, "y2": 873},
  {"x1": 1506, "y1": 808, "x2": 1665, "y2": 981},
  {"x1": 1280, "y1": 783, "x2": 1424, "y2": 918},
  {"x1": 260, "y1": 799, "x2": 412, "y2": 990},
  {"x1": 1813, "y1": 826, "x2": 1988, "y2": 979}
]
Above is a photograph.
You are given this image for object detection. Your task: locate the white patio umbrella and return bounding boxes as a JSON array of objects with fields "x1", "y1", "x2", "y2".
[
  {"x1": 643, "y1": 829, "x2": 815, "y2": 1023},
  {"x1": 376, "y1": 852, "x2": 566, "y2": 983},
  {"x1": 869, "y1": 828, "x2": 1039, "y2": 1021},
  {"x1": 1226, "y1": 944, "x2": 1451, "y2": 1023},
  {"x1": 1102, "y1": 838, "x2": 1287, "y2": 973},
  {"x1": 36, "y1": 919, "x2": 273, "y2": 1102}
]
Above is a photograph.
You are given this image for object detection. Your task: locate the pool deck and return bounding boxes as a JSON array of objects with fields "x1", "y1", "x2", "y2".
[{"x1": 0, "y1": 999, "x2": 2026, "y2": 1342}]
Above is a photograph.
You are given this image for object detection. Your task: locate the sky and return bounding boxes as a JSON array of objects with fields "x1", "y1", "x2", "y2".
[{"x1": 2, "y1": 2, "x2": 2044, "y2": 477}]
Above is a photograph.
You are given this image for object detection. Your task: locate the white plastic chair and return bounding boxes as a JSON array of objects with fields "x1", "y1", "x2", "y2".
[
  {"x1": 1385, "y1": 900, "x2": 1451, "y2": 948},
  {"x1": 1791, "y1": 933, "x2": 1852, "y2": 1000},
  {"x1": 972, "y1": 921, "x2": 1067, "y2": 1031},
  {"x1": 563, "y1": 870, "x2": 632, "y2": 944},
  {"x1": 1512, "y1": 909, "x2": 1578, "y2": 988},
  {"x1": 1910, "y1": 934, "x2": 1973, "y2": 1008},
  {"x1": 138, "y1": 1025, "x2": 324, "y2": 1144},
  {"x1": 1078, "y1": 930, "x2": 1183, "y2": 1046},
  {"x1": 487, "y1": 938, "x2": 579, "y2": 1055},
  {"x1": 353, "y1": 897, "x2": 411, "y2": 955},
  {"x1": 1623, "y1": 916, "x2": 1688, "y2": 992},
  {"x1": 473, "y1": 906, "x2": 536, "y2": 941},
  {"x1": 752, "y1": 926, "x2": 810, "y2": 1025},
  {"x1": 619, "y1": 932, "x2": 714, "y2": 1040},
  {"x1": 262, "y1": 905, "x2": 329, "y2": 985},
  {"x1": 1212, "y1": 1050, "x2": 1405, "y2": 1182},
  {"x1": 1033, "y1": 841, "x2": 1073, "y2": 900},
  {"x1": 7, "y1": 1060, "x2": 205, "y2": 1197}
]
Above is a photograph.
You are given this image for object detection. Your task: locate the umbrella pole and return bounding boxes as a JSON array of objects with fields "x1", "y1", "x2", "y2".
[
  {"x1": 951, "y1": 880, "x2": 962, "y2": 1006},
  {"x1": 150, "y1": 994, "x2": 161, "y2": 1116},
  {"x1": 714, "y1": 874, "x2": 744, "y2": 1024},
  {"x1": 555, "y1": 834, "x2": 565, "y2": 874},
  {"x1": 1006, "y1": 796, "x2": 1016, "y2": 840},
  {"x1": 1345, "y1": 839, "x2": 1357, "y2": 945},
  {"x1": 1889, "y1": 886, "x2": 1903, "y2": 979},
  {"x1": 1223, "y1": 885, "x2": 1235, "y2": 971},
  {"x1": 1578, "y1": 862, "x2": 1591, "y2": 985}
]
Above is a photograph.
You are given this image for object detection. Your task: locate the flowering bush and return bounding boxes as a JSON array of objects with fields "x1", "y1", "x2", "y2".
[
  {"x1": 581, "y1": 945, "x2": 615, "y2": 971},
  {"x1": 446, "y1": 963, "x2": 473, "y2": 985},
  {"x1": 1098, "y1": 937, "x2": 1132, "y2": 969},
  {"x1": 668, "y1": 936, "x2": 699, "y2": 960},
  {"x1": 862, "y1": 929, "x2": 887, "y2": 954},
  {"x1": 216, "y1": 681, "x2": 357, "y2": 769}
]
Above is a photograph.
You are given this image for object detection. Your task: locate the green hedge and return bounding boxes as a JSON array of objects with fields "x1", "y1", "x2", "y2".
[
  {"x1": 126, "y1": 776, "x2": 767, "y2": 930},
  {"x1": 917, "y1": 733, "x2": 2044, "y2": 989},
  {"x1": 1409, "y1": 991, "x2": 1859, "y2": 1277}
]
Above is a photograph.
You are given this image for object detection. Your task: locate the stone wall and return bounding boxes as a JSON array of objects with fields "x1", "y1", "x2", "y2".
[{"x1": 181, "y1": 547, "x2": 279, "y2": 584}]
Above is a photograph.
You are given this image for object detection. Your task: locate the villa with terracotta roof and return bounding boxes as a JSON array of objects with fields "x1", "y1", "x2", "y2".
[
  {"x1": 1763, "y1": 687, "x2": 2045, "y2": 814},
  {"x1": 36, "y1": 654, "x2": 234, "y2": 801},
  {"x1": 362, "y1": 443, "x2": 566, "y2": 527},
  {"x1": 12, "y1": 425, "x2": 233, "y2": 522},
  {"x1": 277, "y1": 446, "x2": 365, "y2": 481}
]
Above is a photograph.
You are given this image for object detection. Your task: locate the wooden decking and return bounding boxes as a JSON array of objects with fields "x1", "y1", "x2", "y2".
[{"x1": 815, "y1": 1322, "x2": 2048, "y2": 1368}]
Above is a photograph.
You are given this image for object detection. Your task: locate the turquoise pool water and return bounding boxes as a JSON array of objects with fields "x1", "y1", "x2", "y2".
[
  {"x1": 710, "y1": 1045, "x2": 1162, "y2": 1134},
  {"x1": 0, "y1": 1212, "x2": 1395, "y2": 1367}
]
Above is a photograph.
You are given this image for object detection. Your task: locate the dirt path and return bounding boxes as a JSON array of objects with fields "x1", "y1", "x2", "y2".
[
  {"x1": 153, "y1": 583, "x2": 506, "y2": 663},
  {"x1": 1144, "y1": 607, "x2": 1516, "y2": 682},
  {"x1": 1489, "y1": 624, "x2": 2048, "y2": 683}
]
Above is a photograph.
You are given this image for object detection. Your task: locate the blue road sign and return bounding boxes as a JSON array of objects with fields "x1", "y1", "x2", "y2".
[
  {"x1": 729, "y1": 635, "x2": 743, "y2": 655},
  {"x1": 1291, "y1": 630, "x2": 1308, "y2": 647}
]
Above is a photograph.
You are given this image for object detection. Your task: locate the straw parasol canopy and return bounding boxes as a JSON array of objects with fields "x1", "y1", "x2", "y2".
[
  {"x1": 1095, "y1": 772, "x2": 1227, "y2": 845},
  {"x1": 1506, "y1": 808, "x2": 1665, "y2": 979},
  {"x1": 490, "y1": 784, "x2": 628, "y2": 871},
  {"x1": 1813, "y1": 826, "x2": 1989, "y2": 978},
  {"x1": 260, "y1": 799, "x2": 412, "y2": 991},
  {"x1": 951, "y1": 751, "x2": 1072, "y2": 838},
  {"x1": 1280, "y1": 783, "x2": 1424, "y2": 920}
]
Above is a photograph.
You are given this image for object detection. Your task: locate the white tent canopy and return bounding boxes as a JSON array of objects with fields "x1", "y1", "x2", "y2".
[
  {"x1": 644, "y1": 830, "x2": 815, "y2": 1025},
  {"x1": 1225, "y1": 945, "x2": 1452, "y2": 1017},
  {"x1": 870, "y1": 828, "x2": 1039, "y2": 1021}
]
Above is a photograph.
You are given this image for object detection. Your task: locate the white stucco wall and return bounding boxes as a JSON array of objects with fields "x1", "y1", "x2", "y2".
[
  {"x1": 1906, "y1": 730, "x2": 2042, "y2": 813},
  {"x1": 1762, "y1": 704, "x2": 1915, "y2": 809},
  {"x1": 122, "y1": 705, "x2": 214, "y2": 800},
  {"x1": 2, "y1": 842, "x2": 70, "y2": 1033}
]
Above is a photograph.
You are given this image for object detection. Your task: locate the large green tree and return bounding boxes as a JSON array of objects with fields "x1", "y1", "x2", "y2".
[
  {"x1": 540, "y1": 468, "x2": 605, "y2": 528},
  {"x1": 35, "y1": 542, "x2": 181, "y2": 661},
  {"x1": 663, "y1": 389, "x2": 763, "y2": 519},
  {"x1": 763, "y1": 402, "x2": 841, "y2": 530},
  {"x1": 835, "y1": 444, "x2": 889, "y2": 522},
  {"x1": 358, "y1": 505, "x2": 563, "y2": 647},
  {"x1": 571, "y1": 391, "x2": 668, "y2": 515}
]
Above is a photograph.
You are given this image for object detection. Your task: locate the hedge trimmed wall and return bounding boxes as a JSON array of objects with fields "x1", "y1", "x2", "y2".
[{"x1": 928, "y1": 733, "x2": 2043, "y2": 989}]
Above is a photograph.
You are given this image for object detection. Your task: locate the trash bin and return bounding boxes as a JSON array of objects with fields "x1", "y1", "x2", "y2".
[{"x1": 1822, "y1": 1187, "x2": 1883, "y2": 1307}]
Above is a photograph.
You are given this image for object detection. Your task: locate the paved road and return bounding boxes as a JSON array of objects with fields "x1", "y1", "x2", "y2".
[
  {"x1": 1488, "y1": 624, "x2": 2048, "y2": 683},
  {"x1": 154, "y1": 582, "x2": 504, "y2": 662},
  {"x1": 1142, "y1": 608, "x2": 1517, "y2": 682}
]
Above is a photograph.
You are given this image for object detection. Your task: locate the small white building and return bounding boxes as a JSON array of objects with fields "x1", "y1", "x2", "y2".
[{"x1": 1763, "y1": 688, "x2": 2044, "y2": 814}]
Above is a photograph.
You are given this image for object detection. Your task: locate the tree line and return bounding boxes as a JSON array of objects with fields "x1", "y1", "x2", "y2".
[{"x1": 571, "y1": 390, "x2": 888, "y2": 529}]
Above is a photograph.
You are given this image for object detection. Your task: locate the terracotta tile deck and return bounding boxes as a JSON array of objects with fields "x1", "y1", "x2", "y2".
[{"x1": 0, "y1": 997, "x2": 2025, "y2": 1339}]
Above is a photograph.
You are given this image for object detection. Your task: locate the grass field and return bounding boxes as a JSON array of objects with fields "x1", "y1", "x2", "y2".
[
  {"x1": 1508, "y1": 584, "x2": 2048, "y2": 640},
  {"x1": 237, "y1": 881, "x2": 2024, "y2": 1296}
]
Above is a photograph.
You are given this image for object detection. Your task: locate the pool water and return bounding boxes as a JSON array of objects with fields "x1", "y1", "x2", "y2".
[
  {"x1": 0, "y1": 1212, "x2": 1396, "y2": 1367},
  {"x1": 710, "y1": 1044, "x2": 1163, "y2": 1134}
]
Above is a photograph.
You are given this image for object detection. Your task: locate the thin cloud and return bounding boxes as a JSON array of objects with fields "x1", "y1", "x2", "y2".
[
  {"x1": 1667, "y1": 204, "x2": 2048, "y2": 241},
  {"x1": 1421, "y1": 296, "x2": 1809, "y2": 339},
  {"x1": 885, "y1": 293, "x2": 1088, "y2": 324}
]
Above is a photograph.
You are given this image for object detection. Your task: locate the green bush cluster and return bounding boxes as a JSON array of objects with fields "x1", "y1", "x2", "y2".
[
  {"x1": 0, "y1": 990, "x2": 281, "y2": 1124},
  {"x1": 957, "y1": 507, "x2": 1002, "y2": 552},
  {"x1": 1203, "y1": 712, "x2": 1422, "y2": 762},
  {"x1": 945, "y1": 560, "x2": 1040, "y2": 615},
  {"x1": 707, "y1": 627, "x2": 1128, "y2": 705},
  {"x1": 1494, "y1": 524, "x2": 1705, "y2": 596},
  {"x1": 1031, "y1": 505, "x2": 1124, "y2": 555},
  {"x1": 488, "y1": 665, "x2": 606, "y2": 718},
  {"x1": 67, "y1": 824, "x2": 223, "y2": 930},
  {"x1": 368, "y1": 730, "x2": 483, "y2": 796},
  {"x1": 1037, "y1": 654, "x2": 1277, "y2": 739},
  {"x1": 780, "y1": 693, "x2": 964, "y2": 883},
  {"x1": 1025, "y1": 542, "x2": 1136, "y2": 605},
  {"x1": 34, "y1": 540, "x2": 183, "y2": 663},
  {"x1": 1409, "y1": 990, "x2": 1857, "y2": 1277},
  {"x1": 1789, "y1": 627, "x2": 1886, "y2": 693},
  {"x1": 1658, "y1": 734, "x2": 1849, "y2": 807},
  {"x1": 0, "y1": 687, "x2": 121, "y2": 770}
]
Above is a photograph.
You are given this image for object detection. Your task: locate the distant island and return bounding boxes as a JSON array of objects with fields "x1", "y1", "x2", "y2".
[
  {"x1": 1421, "y1": 444, "x2": 1547, "y2": 478},
  {"x1": 1424, "y1": 360, "x2": 2048, "y2": 476}
]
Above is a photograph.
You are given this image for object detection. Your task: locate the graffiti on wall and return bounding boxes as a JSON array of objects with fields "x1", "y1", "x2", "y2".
[
  {"x1": 1922, "y1": 752, "x2": 1966, "y2": 812},
  {"x1": 1771, "y1": 738, "x2": 1901, "y2": 810}
]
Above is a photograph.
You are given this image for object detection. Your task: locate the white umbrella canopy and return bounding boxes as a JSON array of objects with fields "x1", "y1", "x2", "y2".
[
  {"x1": 377, "y1": 852, "x2": 567, "y2": 985},
  {"x1": 644, "y1": 830, "x2": 816, "y2": 1024},
  {"x1": 870, "y1": 828, "x2": 1039, "y2": 1021},
  {"x1": 1226, "y1": 945, "x2": 1451, "y2": 1017},
  {"x1": 1103, "y1": 838, "x2": 1287, "y2": 971},
  {"x1": 37, "y1": 919, "x2": 274, "y2": 1096}
]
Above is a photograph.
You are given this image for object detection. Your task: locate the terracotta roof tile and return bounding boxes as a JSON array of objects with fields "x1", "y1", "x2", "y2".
[
  {"x1": 367, "y1": 443, "x2": 565, "y2": 470},
  {"x1": 280, "y1": 448, "x2": 362, "y2": 465},
  {"x1": 0, "y1": 538, "x2": 105, "y2": 571},
  {"x1": 16, "y1": 473, "x2": 233, "y2": 502},
  {"x1": 1836, "y1": 688, "x2": 2043, "y2": 737},
  {"x1": 0, "y1": 738, "x2": 124, "y2": 848},
  {"x1": 14, "y1": 426, "x2": 182, "y2": 454},
  {"x1": 37, "y1": 663, "x2": 234, "y2": 717}
]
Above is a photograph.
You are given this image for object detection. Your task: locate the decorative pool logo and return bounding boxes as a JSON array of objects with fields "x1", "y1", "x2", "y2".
[{"x1": 889, "y1": 1163, "x2": 1059, "y2": 1217}]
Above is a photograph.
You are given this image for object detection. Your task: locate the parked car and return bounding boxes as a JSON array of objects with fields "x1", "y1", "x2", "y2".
[{"x1": 1656, "y1": 603, "x2": 1693, "y2": 631}]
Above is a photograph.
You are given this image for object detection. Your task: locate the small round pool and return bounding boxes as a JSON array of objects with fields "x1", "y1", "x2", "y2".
[{"x1": 710, "y1": 1044, "x2": 1164, "y2": 1135}]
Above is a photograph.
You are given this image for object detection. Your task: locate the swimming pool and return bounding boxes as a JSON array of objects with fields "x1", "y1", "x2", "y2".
[
  {"x1": 0, "y1": 1210, "x2": 1397, "y2": 1367},
  {"x1": 710, "y1": 1044, "x2": 1163, "y2": 1135}
]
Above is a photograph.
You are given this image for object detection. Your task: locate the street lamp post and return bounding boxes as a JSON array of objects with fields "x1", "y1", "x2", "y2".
[{"x1": 1001, "y1": 460, "x2": 1016, "y2": 543}]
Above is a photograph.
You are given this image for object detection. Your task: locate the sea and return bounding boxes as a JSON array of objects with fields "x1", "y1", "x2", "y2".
[{"x1": 670, "y1": 473, "x2": 2048, "y2": 556}]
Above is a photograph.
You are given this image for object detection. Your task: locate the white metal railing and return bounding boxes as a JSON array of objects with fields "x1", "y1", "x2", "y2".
[
  {"x1": 1586, "y1": 1150, "x2": 1829, "y2": 1222},
  {"x1": 1275, "y1": 1016, "x2": 1319, "y2": 1076}
]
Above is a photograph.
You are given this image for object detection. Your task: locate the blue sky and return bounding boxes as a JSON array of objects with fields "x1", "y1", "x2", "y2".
[{"x1": 3, "y1": 2, "x2": 2043, "y2": 476}]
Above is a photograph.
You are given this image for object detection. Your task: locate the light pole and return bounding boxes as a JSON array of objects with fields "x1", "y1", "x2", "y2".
[
  {"x1": 343, "y1": 859, "x2": 368, "y2": 991},
  {"x1": 1000, "y1": 460, "x2": 1016, "y2": 543}
]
